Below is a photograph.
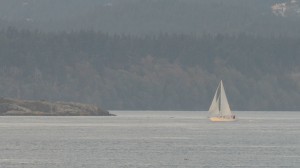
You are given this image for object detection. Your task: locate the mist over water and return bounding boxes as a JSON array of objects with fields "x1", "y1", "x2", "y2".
[
  {"x1": 0, "y1": 1, "x2": 299, "y2": 167},
  {"x1": 0, "y1": 111, "x2": 299, "y2": 168}
]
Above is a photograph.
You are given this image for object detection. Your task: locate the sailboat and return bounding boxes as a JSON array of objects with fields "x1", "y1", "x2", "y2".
[{"x1": 208, "y1": 80, "x2": 236, "y2": 122}]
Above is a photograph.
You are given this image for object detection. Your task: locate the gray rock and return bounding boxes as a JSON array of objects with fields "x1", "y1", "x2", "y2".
[{"x1": 0, "y1": 98, "x2": 114, "y2": 116}]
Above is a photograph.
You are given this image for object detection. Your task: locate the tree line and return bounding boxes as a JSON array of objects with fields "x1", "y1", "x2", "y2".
[{"x1": 0, "y1": 27, "x2": 300, "y2": 110}]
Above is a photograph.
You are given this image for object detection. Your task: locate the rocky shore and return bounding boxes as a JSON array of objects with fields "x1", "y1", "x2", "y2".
[{"x1": 0, "y1": 98, "x2": 114, "y2": 116}]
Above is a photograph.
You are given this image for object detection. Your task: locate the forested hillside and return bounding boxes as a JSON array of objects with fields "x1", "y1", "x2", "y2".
[
  {"x1": 1, "y1": 28, "x2": 300, "y2": 110},
  {"x1": 0, "y1": 0, "x2": 300, "y2": 36}
]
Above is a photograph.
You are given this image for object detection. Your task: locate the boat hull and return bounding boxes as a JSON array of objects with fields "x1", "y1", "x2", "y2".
[{"x1": 209, "y1": 117, "x2": 236, "y2": 122}]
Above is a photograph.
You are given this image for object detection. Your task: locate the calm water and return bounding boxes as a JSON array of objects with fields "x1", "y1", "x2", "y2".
[{"x1": 0, "y1": 111, "x2": 299, "y2": 168}]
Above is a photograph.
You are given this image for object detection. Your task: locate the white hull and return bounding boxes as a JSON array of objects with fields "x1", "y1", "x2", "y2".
[{"x1": 209, "y1": 117, "x2": 236, "y2": 122}]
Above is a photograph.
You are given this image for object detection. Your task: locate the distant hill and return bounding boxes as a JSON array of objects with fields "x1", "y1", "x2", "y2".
[
  {"x1": 1, "y1": 0, "x2": 300, "y2": 111},
  {"x1": 0, "y1": 0, "x2": 299, "y2": 36}
]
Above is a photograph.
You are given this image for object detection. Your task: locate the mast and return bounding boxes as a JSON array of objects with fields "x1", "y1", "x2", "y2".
[{"x1": 219, "y1": 80, "x2": 222, "y2": 112}]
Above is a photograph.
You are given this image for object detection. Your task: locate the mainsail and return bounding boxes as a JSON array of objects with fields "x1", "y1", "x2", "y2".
[{"x1": 209, "y1": 80, "x2": 233, "y2": 117}]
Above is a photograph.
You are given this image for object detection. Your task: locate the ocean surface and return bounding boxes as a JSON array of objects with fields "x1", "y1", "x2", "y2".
[{"x1": 0, "y1": 111, "x2": 299, "y2": 168}]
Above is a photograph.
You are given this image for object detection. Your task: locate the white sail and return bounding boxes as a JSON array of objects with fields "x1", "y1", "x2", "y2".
[
  {"x1": 209, "y1": 80, "x2": 233, "y2": 117},
  {"x1": 219, "y1": 81, "x2": 232, "y2": 116},
  {"x1": 209, "y1": 82, "x2": 221, "y2": 117}
]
